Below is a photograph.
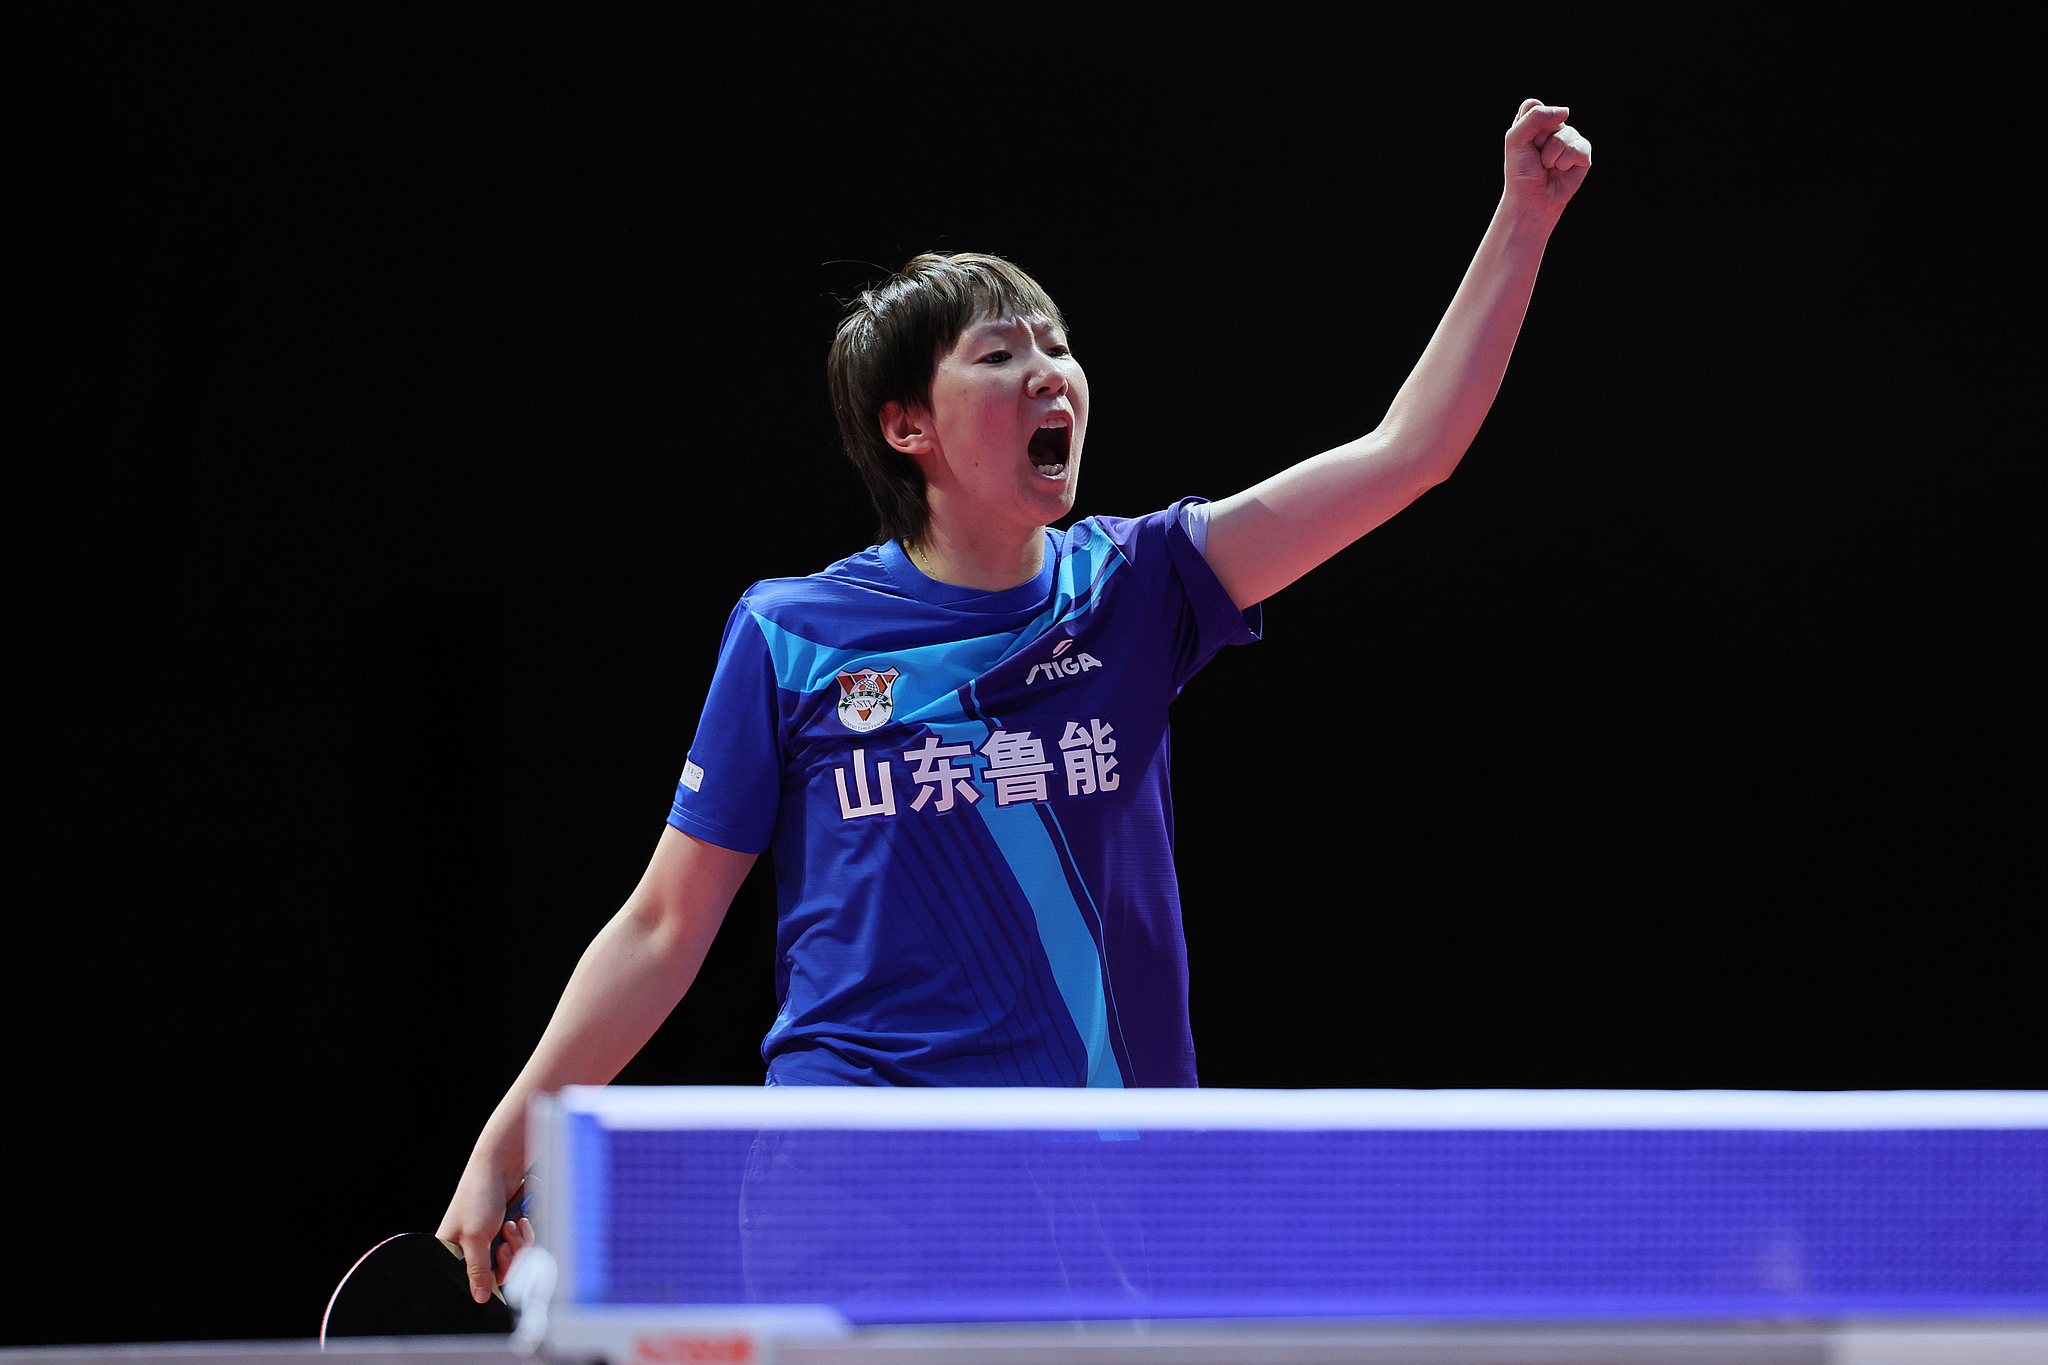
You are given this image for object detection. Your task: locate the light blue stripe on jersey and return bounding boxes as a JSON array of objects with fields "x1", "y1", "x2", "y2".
[
  {"x1": 752, "y1": 616, "x2": 1000, "y2": 726},
  {"x1": 1039, "y1": 801, "x2": 1136, "y2": 1081},
  {"x1": 748, "y1": 531, "x2": 1128, "y2": 723},
  {"x1": 999, "y1": 529, "x2": 1125, "y2": 654},
  {"x1": 961, "y1": 529, "x2": 1132, "y2": 1085},
  {"x1": 925, "y1": 720, "x2": 1121, "y2": 1088}
]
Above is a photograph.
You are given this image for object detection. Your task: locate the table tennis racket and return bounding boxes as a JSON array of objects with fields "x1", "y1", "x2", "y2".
[{"x1": 320, "y1": 1231, "x2": 516, "y2": 1341}]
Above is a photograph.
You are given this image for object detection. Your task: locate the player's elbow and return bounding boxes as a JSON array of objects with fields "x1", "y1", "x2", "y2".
[
  {"x1": 1417, "y1": 461, "x2": 1458, "y2": 494},
  {"x1": 1410, "y1": 437, "x2": 1475, "y2": 495}
]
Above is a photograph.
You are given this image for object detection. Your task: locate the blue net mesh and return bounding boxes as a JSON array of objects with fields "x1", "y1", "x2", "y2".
[{"x1": 580, "y1": 1126, "x2": 2048, "y2": 1321}]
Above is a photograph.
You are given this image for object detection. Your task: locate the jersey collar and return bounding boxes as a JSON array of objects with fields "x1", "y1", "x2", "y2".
[{"x1": 879, "y1": 529, "x2": 1060, "y2": 614}]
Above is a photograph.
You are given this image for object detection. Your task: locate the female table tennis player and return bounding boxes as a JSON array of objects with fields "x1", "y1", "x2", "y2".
[{"x1": 442, "y1": 100, "x2": 1592, "y2": 1302}]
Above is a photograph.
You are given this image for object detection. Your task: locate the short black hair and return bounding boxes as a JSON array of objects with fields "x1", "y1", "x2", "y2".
[{"x1": 828, "y1": 253, "x2": 1066, "y2": 546}]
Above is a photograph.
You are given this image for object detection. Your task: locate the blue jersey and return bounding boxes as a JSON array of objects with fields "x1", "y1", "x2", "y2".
[{"x1": 666, "y1": 500, "x2": 1261, "y2": 1087}]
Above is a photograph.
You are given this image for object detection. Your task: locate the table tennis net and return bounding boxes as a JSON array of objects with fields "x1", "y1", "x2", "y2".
[{"x1": 537, "y1": 1089, "x2": 2048, "y2": 1325}]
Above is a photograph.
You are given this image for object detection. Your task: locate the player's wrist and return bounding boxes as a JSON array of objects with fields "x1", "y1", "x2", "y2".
[
  {"x1": 1496, "y1": 191, "x2": 1563, "y2": 240},
  {"x1": 469, "y1": 1115, "x2": 529, "y2": 1184}
]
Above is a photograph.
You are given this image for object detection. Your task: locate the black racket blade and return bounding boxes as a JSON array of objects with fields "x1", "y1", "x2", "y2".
[{"x1": 321, "y1": 1232, "x2": 515, "y2": 1340}]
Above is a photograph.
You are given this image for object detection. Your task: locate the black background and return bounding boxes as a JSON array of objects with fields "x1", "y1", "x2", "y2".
[{"x1": 14, "y1": 10, "x2": 2037, "y2": 1348}]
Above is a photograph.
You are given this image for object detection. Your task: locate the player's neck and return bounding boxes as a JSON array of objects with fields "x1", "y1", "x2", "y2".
[{"x1": 905, "y1": 505, "x2": 1045, "y2": 593}]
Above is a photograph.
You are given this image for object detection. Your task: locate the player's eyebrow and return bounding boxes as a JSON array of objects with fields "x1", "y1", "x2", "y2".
[
  {"x1": 964, "y1": 315, "x2": 1059, "y2": 347},
  {"x1": 964, "y1": 317, "x2": 1028, "y2": 341}
]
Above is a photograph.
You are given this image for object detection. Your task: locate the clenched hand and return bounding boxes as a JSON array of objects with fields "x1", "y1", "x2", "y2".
[{"x1": 1505, "y1": 99, "x2": 1593, "y2": 215}]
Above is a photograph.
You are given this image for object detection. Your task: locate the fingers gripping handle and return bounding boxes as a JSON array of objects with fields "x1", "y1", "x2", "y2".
[
  {"x1": 437, "y1": 1133, "x2": 536, "y2": 1295},
  {"x1": 445, "y1": 1232, "x2": 504, "y2": 1305},
  {"x1": 445, "y1": 1182, "x2": 530, "y2": 1304}
]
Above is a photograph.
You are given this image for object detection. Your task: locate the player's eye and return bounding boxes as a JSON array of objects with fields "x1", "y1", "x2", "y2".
[
  {"x1": 1048, "y1": 345, "x2": 1072, "y2": 358},
  {"x1": 979, "y1": 350, "x2": 1012, "y2": 364}
]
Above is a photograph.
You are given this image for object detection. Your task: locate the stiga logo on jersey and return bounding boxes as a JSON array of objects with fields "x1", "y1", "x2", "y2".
[
  {"x1": 1026, "y1": 636, "x2": 1103, "y2": 686},
  {"x1": 834, "y1": 667, "x2": 900, "y2": 733}
]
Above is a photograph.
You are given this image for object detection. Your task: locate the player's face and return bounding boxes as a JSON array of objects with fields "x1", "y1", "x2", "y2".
[{"x1": 922, "y1": 312, "x2": 1088, "y2": 530}]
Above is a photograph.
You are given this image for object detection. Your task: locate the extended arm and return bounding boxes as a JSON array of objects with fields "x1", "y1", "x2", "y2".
[
  {"x1": 1202, "y1": 101, "x2": 1593, "y2": 609},
  {"x1": 435, "y1": 824, "x2": 757, "y2": 1301}
]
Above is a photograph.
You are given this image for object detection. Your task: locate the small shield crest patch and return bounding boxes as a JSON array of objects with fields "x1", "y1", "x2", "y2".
[{"x1": 834, "y1": 667, "x2": 900, "y2": 733}]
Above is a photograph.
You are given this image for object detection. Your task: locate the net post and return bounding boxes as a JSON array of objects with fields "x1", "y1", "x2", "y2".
[{"x1": 527, "y1": 1089, "x2": 569, "y2": 1316}]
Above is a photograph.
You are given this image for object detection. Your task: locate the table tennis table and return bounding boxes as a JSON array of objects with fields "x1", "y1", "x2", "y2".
[{"x1": 11, "y1": 1089, "x2": 2047, "y2": 1363}]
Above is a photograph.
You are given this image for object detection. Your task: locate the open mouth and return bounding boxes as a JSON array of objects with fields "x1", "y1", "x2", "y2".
[{"x1": 1027, "y1": 422, "x2": 1071, "y2": 479}]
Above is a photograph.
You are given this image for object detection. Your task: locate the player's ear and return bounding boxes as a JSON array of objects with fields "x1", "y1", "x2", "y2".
[{"x1": 880, "y1": 401, "x2": 935, "y2": 458}]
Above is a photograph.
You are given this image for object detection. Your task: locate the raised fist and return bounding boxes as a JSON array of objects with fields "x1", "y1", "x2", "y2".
[{"x1": 1505, "y1": 99, "x2": 1592, "y2": 214}]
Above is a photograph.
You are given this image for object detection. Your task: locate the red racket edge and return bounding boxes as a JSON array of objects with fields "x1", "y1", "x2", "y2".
[{"x1": 318, "y1": 1232, "x2": 411, "y2": 1346}]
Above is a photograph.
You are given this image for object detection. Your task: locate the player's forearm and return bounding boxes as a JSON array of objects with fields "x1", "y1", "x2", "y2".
[
  {"x1": 465, "y1": 828, "x2": 754, "y2": 1176},
  {"x1": 1372, "y1": 196, "x2": 1554, "y2": 486},
  {"x1": 467, "y1": 940, "x2": 679, "y2": 1170},
  {"x1": 465, "y1": 904, "x2": 709, "y2": 1176},
  {"x1": 1204, "y1": 201, "x2": 1556, "y2": 607},
  {"x1": 1245, "y1": 199, "x2": 1554, "y2": 560}
]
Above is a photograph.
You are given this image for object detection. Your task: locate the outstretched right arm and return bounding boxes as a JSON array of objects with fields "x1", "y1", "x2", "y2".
[{"x1": 436, "y1": 824, "x2": 758, "y2": 1302}]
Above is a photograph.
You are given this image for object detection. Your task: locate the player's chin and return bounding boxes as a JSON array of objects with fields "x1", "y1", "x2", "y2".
[{"x1": 1022, "y1": 464, "x2": 1077, "y2": 517}]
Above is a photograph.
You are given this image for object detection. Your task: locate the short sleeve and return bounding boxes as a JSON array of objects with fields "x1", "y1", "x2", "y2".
[
  {"x1": 667, "y1": 599, "x2": 784, "y2": 855},
  {"x1": 1162, "y1": 497, "x2": 1263, "y2": 686},
  {"x1": 1097, "y1": 498, "x2": 1263, "y2": 691}
]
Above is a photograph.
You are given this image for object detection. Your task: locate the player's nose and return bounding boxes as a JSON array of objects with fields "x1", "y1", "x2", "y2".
[{"x1": 1027, "y1": 359, "x2": 1067, "y2": 399}]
